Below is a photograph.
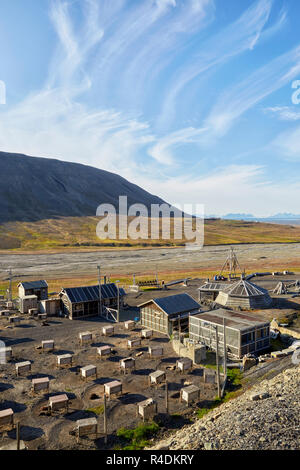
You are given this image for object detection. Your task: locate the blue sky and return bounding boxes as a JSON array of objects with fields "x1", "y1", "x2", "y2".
[{"x1": 1, "y1": 0, "x2": 300, "y2": 216}]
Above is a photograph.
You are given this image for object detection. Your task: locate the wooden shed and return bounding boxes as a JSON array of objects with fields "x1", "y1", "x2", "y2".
[
  {"x1": 18, "y1": 280, "x2": 48, "y2": 301},
  {"x1": 189, "y1": 308, "x2": 270, "y2": 359},
  {"x1": 59, "y1": 283, "x2": 125, "y2": 320},
  {"x1": 139, "y1": 293, "x2": 200, "y2": 337}
]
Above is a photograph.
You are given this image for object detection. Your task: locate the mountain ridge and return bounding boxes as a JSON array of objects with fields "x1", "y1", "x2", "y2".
[{"x1": 0, "y1": 151, "x2": 166, "y2": 223}]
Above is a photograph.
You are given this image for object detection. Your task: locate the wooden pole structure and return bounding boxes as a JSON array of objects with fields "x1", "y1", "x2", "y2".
[
  {"x1": 116, "y1": 281, "x2": 120, "y2": 323},
  {"x1": 165, "y1": 380, "x2": 169, "y2": 414},
  {"x1": 16, "y1": 422, "x2": 20, "y2": 450},
  {"x1": 103, "y1": 394, "x2": 108, "y2": 445},
  {"x1": 98, "y1": 265, "x2": 102, "y2": 316},
  {"x1": 215, "y1": 327, "x2": 221, "y2": 399},
  {"x1": 223, "y1": 317, "x2": 227, "y2": 378}
]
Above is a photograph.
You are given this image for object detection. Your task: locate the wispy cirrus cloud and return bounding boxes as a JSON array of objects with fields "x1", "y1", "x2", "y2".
[
  {"x1": 148, "y1": 126, "x2": 208, "y2": 164},
  {"x1": 265, "y1": 106, "x2": 300, "y2": 121},
  {"x1": 0, "y1": 0, "x2": 298, "y2": 216},
  {"x1": 205, "y1": 44, "x2": 300, "y2": 137},
  {"x1": 158, "y1": 0, "x2": 275, "y2": 129}
]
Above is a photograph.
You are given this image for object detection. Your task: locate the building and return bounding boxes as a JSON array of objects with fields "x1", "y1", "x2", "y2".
[
  {"x1": 138, "y1": 293, "x2": 201, "y2": 336},
  {"x1": 215, "y1": 279, "x2": 272, "y2": 310},
  {"x1": 19, "y1": 295, "x2": 38, "y2": 314},
  {"x1": 59, "y1": 283, "x2": 126, "y2": 319},
  {"x1": 18, "y1": 280, "x2": 48, "y2": 301},
  {"x1": 39, "y1": 298, "x2": 61, "y2": 316},
  {"x1": 198, "y1": 282, "x2": 228, "y2": 302},
  {"x1": 189, "y1": 308, "x2": 270, "y2": 359}
]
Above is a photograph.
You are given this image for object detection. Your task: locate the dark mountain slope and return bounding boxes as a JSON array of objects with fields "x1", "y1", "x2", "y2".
[{"x1": 0, "y1": 151, "x2": 166, "y2": 223}]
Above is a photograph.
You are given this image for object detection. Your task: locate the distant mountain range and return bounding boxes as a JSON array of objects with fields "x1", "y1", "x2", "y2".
[
  {"x1": 206, "y1": 213, "x2": 300, "y2": 225},
  {"x1": 0, "y1": 151, "x2": 167, "y2": 223}
]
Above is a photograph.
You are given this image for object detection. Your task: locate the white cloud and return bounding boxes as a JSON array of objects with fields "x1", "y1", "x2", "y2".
[
  {"x1": 272, "y1": 125, "x2": 300, "y2": 160},
  {"x1": 0, "y1": 0, "x2": 298, "y2": 218},
  {"x1": 265, "y1": 106, "x2": 300, "y2": 121},
  {"x1": 148, "y1": 127, "x2": 207, "y2": 164},
  {"x1": 158, "y1": 0, "x2": 274, "y2": 129},
  {"x1": 137, "y1": 164, "x2": 300, "y2": 217},
  {"x1": 205, "y1": 45, "x2": 300, "y2": 137}
]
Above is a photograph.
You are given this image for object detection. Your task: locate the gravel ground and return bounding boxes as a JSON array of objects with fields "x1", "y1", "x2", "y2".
[
  {"x1": 1, "y1": 243, "x2": 300, "y2": 280},
  {"x1": 150, "y1": 365, "x2": 300, "y2": 450}
]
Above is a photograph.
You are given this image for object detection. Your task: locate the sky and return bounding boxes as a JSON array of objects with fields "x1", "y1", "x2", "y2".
[{"x1": 1, "y1": 0, "x2": 300, "y2": 216}]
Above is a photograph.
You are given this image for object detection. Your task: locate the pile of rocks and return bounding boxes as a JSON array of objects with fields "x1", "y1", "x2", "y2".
[{"x1": 150, "y1": 365, "x2": 300, "y2": 450}]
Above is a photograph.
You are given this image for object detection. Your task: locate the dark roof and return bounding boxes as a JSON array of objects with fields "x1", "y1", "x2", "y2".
[
  {"x1": 198, "y1": 282, "x2": 227, "y2": 292},
  {"x1": 139, "y1": 294, "x2": 200, "y2": 316},
  {"x1": 220, "y1": 280, "x2": 269, "y2": 298},
  {"x1": 191, "y1": 308, "x2": 269, "y2": 331},
  {"x1": 18, "y1": 280, "x2": 48, "y2": 289},
  {"x1": 62, "y1": 283, "x2": 126, "y2": 304}
]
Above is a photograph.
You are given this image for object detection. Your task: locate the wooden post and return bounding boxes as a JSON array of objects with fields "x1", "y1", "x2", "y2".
[
  {"x1": 16, "y1": 422, "x2": 20, "y2": 450},
  {"x1": 223, "y1": 317, "x2": 227, "y2": 378},
  {"x1": 215, "y1": 327, "x2": 221, "y2": 399},
  {"x1": 117, "y1": 282, "x2": 120, "y2": 323},
  {"x1": 98, "y1": 265, "x2": 102, "y2": 316},
  {"x1": 103, "y1": 394, "x2": 107, "y2": 445},
  {"x1": 165, "y1": 380, "x2": 169, "y2": 414}
]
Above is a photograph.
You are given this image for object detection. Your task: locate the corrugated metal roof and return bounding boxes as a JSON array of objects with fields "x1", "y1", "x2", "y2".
[
  {"x1": 142, "y1": 293, "x2": 200, "y2": 316},
  {"x1": 63, "y1": 283, "x2": 125, "y2": 304},
  {"x1": 19, "y1": 280, "x2": 48, "y2": 289},
  {"x1": 191, "y1": 308, "x2": 269, "y2": 331},
  {"x1": 220, "y1": 280, "x2": 269, "y2": 298}
]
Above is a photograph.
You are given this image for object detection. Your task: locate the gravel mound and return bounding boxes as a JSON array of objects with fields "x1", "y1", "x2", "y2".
[{"x1": 150, "y1": 365, "x2": 300, "y2": 450}]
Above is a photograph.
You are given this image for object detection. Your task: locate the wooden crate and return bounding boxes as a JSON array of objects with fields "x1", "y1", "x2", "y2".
[
  {"x1": 0, "y1": 409, "x2": 14, "y2": 429},
  {"x1": 180, "y1": 385, "x2": 200, "y2": 405},
  {"x1": 127, "y1": 338, "x2": 141, "y2": 349},
  {"x1": 49, "y1": 394, "x2": 69, "y2": 412},
  {"x1": 57, "y1": 354, "x2": 73, "y2": 367},
  {"x1": 120, "y1": 357, "x2": 135, "y2": 374},
  {"x1": 104, "y1": 380, "x2": 122, "y2": 399},
  {"x1": 148, "y1": 370, "x2": 166, "y2": 386},
  {"x1": 42, "y1": 340, "x2": 54, "y2": 351},
  {"x1": 97, "y1": 345, "x2": 112, "y2": 358},
  {"x1": 16, "y1": 361, "x2": 31, "y2": 376},
  {"x1": 81, "y1": 365, "x2": 97, "y2": 380},
  {"x1": 32, "y1": 377, "x2": 50, "y2": 392}
]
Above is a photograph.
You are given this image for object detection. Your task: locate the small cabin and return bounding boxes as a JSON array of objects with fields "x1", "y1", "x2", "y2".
[
  {"x1": 59, "y1": 283, "x2": 126, "y2": 320},
  {"x1": 139, "y1": 293, "x2": 201, "y2": 337},
  {"x1": 18, "y1": 280, "x2": 48, "y2": 301}
]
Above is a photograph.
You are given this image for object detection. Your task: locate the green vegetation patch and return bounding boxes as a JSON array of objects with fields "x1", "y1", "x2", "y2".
[
  {"x1": 116, "y1": 422, "x2": 160, "y2": 450},
  {"x1": 85, "y1": 405, "x2": 104, "y2": 415}
]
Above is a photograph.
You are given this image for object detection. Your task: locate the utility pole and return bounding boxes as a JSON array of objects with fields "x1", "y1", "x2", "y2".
[
  {"x1": 97, "y1": 265, "x2": 102, "y2": 316},
  {"x1": 165, "y1": 380, "x2": 169, "y2": 414},
  {"x1": 223, "y1": 317, "x2": 227, "y2": 378},
  {"x1": 16, "y1": 422, "x2": 20, "y2": 450},
  {"x1": 103, "y1": 394, "x2": 108, "y2": 445},
  {"x1": 7, "y1": 268, "x2": 12, "y2": 302},
  {"x1": 116, "y1": 280, "x2": 120, "y2": 323},
  {"x1": 215, "y1": 326, "x2": 221, "y2": 399}
]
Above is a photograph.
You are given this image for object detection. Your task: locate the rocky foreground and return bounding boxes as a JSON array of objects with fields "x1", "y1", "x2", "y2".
[{"x1": 150, "y1": 365, "x2": 300, "y2": 450}]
